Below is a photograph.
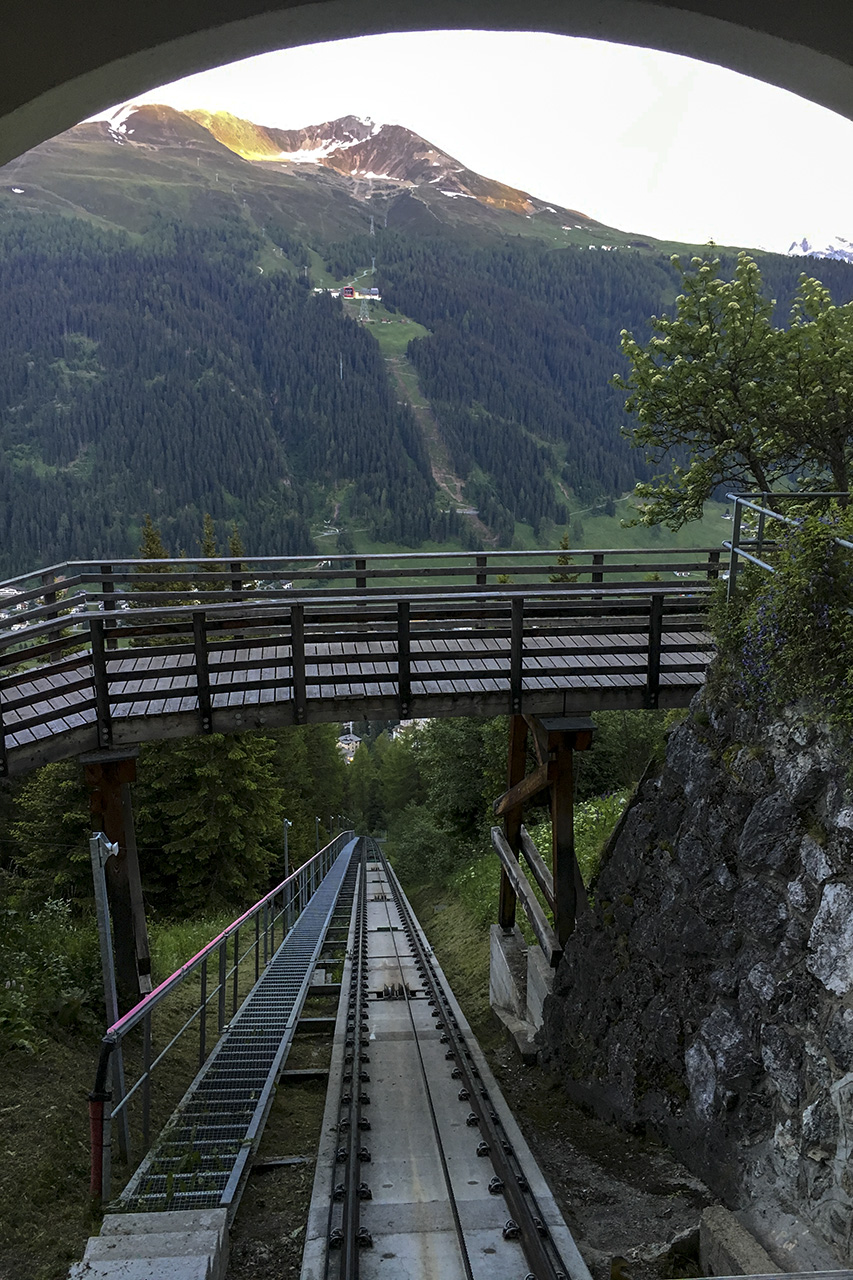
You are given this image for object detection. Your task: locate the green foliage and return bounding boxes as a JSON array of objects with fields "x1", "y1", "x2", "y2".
[
  {"x1": 10, "y1": 762, "x2": 91, "y2": 902},
  {"x1": 527, "y1": 789, "x2": 631, "y2": 884},
  {"x1": 0, "y1": 217, "x2": 446, "y2": 575},
  {"x1": 616, "y1": 252, "x2": 853, "y2": 527},
  {"x1": 711, "y1": 508, "x2": 853, "y2": 723},
  {"x1": 443, "y1": 790, "x2": 630, "y2": 933},
  {"x1": 5, "y1": 723, "x2": 347, "y2": 921},
  {"x1": 381, "y1": 717, "x2": 506, "y2": 878},
  {"x1": 575, "y1": 710, "x2": 669, "y2": 800},
  {"x1": 386, "y1": 805, "x2": 455, "y2": 881},
  {"x1": 0, "y1": 885, "x2": 101, "y2": 1052},
  {"x1": 549, "y1": 532, "x2": 578, "y2": 583},
  {"x1": 134, "y1": 733, "x2": 283, "y2": 915}
]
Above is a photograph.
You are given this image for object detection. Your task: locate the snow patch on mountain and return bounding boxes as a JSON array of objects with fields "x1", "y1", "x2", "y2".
[{"x1": 787, "y1": 235, "x2": 853, "y2": 265}]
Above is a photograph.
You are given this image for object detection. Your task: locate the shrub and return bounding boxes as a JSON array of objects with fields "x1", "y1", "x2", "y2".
[{"x1": 712, "y1": 507, "x2": 853, "y2": 724}]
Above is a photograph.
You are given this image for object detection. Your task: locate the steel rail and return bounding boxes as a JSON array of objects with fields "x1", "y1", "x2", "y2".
[
  {"x1": 376, "y1": 841, "x2": 478, "y2": 1280},
  {"x1": 372, "y1": 838, "x2": 570, "y2": 1280}
]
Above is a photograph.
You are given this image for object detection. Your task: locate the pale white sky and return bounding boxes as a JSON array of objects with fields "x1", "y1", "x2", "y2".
[{"x1": 100, "y1": 31, "x2": 853, "y2": 253}]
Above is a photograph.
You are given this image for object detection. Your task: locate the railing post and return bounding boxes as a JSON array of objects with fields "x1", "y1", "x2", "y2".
[
  {"x1": 707, "y1": 549, "x2": 721, "y2": 581},
  {"x1": 510, "y1": 597, "x2": 524, "y2": 715},
  {"x1": 756, "y1": 493, "x2": 770, "y2": 561},
  {"x1": 397, "y1": 601, "x2": 411, "y2": 718},
  {"x1": 591, "y1": 552, "x2": 604, "y2": 585},
  {"x1": 90, "y1": 618, "x2": 113, "y2": 749},
  {"x1": 645, "y1": 594, "x2": 664, "y2": 710},
  {"x1": 142, "y1": 1010, "x2": 152, "y2": 1150},
  {"x1": 101, "y1": 1086, "x2": 113, "y2": 1203},
  {"x1": 218, "y1": 941, "x2": 227, "y2": 1033},
  {"x1": 475, "y1": 554, "x2": 487, "y2": 588},
  {"x1": 232, "y1": 928, "x2": 239, "y2": 1017},
  {"x1": 192, "y1": 611, "x2": 213, "y2": 734},
  {"x1": 355, "y1": 558, "x2": 367, "y2": 590},
  {"x1": 262, "y1": 903, "x2": 268, "y2": 967},
  {"x1": 230, "y1": 560, "x2": 244, "y2": 603},
  {"x1": 0, "y1": 701, "x2": 7, "y2": 779},
  {"x1": 728, "y1": 498, "x2": 743, "y2": 599},
  {"x1": 291, "y1": 603, "x2": 307, "y2": 724},
  {"x1": 41, "y1": 570, "x2": 57, "y2": 612},
  {"x1": 101, "y1": 563, "x2": 118, "y2": 650},
  {"x1": 199, "y1": 958, "x2": 208, "y2": 1066},
  {"x1": 255, "y1": 912, "x2": 260, "y2": 982}
]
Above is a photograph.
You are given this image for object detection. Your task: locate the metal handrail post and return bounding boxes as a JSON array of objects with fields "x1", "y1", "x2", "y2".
[
  {"x1": 90, "y1": 833, "x2": 130, "y2": 1163},
  {"x1": 199, "y1": 959, "x2": 207, "y2": 1066},
  {"x1": 728, "y1": 499, "x2": 743, "y2": 599},
  {"x1": 102, "y1": 1086, "x2": 113, "y2": 1203},
  {"x1": 218, "y1": 941, "x2": 226, "y2": 1033},
  {"x1": 757, "y1": 494, "x2": 768, "y2": 561},
  {"x1": 142, "y1": 1011, "x2": 152, "y2": 1150},
  {"x1": 232, "y1": 929, "x2": 239, "y2": 1018},
  {"x1": 254, "y1": 913, "x2": 260, "y2": 982}
]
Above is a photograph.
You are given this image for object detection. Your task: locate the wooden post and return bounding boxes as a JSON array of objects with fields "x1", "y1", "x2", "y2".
[
  {"x1": 89, "y1": 618, "x2": 112, "y2": 749},
  {"x1": 192, "y1": 611, "x2": 213, "y2": 733},
  {"x1": 397, "y1": 601, "x2": 411, "y2": 718},
  {"x1": 542, "y1": 717, "x2": 595, "y2": 948},
  {"x1": 549, "y1": 730, "x2": 577, "y2": 947},
  {"x1": 101, "y1": 564, "x2": 117, "y2": 651},
  {"x1": 498, "y1": 715, "x2": 528, "y2": 930},
  {"x1": 645, "y1": 594, "x2": 663, "y2": 710},
  {"x1": 291, "y1": 603, "x2": 306, "y2": 724},
  {"x1": 229, "y1": 560, "x2": 244, "y2": 603},
  {"x1": 510, "y1": 597, "x2": 524, "y2": 715},
  {"x1": 83, "y1": 750, "x2": 150, "y2": 1010}
]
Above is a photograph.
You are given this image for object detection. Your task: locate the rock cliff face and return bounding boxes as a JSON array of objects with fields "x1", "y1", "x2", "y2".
[{"x1": 540, "y1": 694, "x2": 853, "y2": 1263}]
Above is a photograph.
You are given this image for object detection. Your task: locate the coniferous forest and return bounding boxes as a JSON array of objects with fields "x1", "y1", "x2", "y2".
[
  {"x1": 3, "y1": 117, "x2": 853, "y2": 577},
  {"x1": 0, "y1": 213, "x2": 447, "y2": 575}
]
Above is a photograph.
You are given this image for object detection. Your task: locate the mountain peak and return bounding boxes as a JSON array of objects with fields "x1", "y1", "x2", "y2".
[{"x1": 787, "y1": 234, "x2": 853, "y2": 265}]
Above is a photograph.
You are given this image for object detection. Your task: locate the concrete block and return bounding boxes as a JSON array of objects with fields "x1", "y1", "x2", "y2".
[
  {"x1": 700, "y1": 1204, "x2": 778, "y2": 1276},
  {"x1": 100, "y1": 1209, "x2": 227, "y2": 1238},
  {"x1": 84, "y1": 1231, "x2": 217, "y2": 1265},
  {"x1": 88, "y1": 1209, "x2": 229, "y2": 1280},
  {"x1": 491, "y1": 1004, "x2": 538, "y2": 1064},
  {"x1": 489, "y1": 923, "x2": 527, "y2": 1021},
  {"x1": 69, "y1": 1258, "x2": 210, "y2": 1279},
  {"x1": 526, "y1": 942, "x2": 554, "y2": 1029}
]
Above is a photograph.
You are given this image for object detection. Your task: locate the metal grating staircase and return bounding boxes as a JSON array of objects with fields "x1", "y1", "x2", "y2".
[{"x1": 116, "y1": 838, "x2": 359, "y2": 1217}]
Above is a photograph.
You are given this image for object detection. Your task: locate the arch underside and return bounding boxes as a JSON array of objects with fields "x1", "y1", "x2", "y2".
[{"x1": 2, "y1": 0, "x2": 853, "y2": 167}]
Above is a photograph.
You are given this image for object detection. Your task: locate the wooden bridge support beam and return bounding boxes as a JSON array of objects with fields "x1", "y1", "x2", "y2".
[
  {"x1": 495, "y1": 715, "x2": 594, "y2": 949},
  {"x1": 82, "y1": 750, "x2": 151, "y2": 1012},
  {"x1": 546, "y1": 720, "x2": 594, "y2": 946},
  {"x1": 498, "y1": 716, "x2": 528, "y2": 930}
]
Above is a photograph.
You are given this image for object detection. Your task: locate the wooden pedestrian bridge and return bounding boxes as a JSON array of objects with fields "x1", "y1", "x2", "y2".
[{"x1": 0, "y1": 545, "x2": 721, "y2": 779}]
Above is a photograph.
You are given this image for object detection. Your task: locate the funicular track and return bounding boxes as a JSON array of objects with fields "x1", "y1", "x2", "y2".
[
  {"x1": 301, "y1": 839, "x2": 590, "y2": 1280},
  {"x1": 115, "y1": 839, "x2": 360, "y2": 1218}
]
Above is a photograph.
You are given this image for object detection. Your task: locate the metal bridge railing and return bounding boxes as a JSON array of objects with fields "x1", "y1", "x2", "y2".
[
  {"x1": 88, "y1": 829, "x2": 354, "y2": 1204},
  {"x1": 724, "y1": 491, "x2": 852, "y2": 598}
]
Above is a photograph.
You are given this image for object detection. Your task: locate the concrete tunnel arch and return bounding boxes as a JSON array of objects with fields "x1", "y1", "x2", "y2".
[{"x1": 3, "y1": 1, "x2": 853, "y2": 168}]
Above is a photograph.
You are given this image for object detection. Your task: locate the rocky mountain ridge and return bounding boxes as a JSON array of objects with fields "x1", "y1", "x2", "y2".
[{"x1": 106, "y1": 104, "x2": 595, "y2": 225}]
